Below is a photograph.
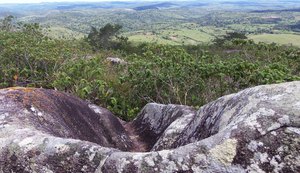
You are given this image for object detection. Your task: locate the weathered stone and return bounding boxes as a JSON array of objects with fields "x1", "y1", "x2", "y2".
[
  {"x1": 101, "y1": 82, "x2": 300, "y2": 173},
  {"x1": 0, "y1": 87, "x2": 132, "y2": 172},
  {"x1": 0, "y1": 82, "x2": 300, "y2": 173},
  {"x1": 106, "y1": 57, "x2": 127, "y2": 65},
  {"x1": 132, "y1": 103, "x2": 197, "y2": 151}
]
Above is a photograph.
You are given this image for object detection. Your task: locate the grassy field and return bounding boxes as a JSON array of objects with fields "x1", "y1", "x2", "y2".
[
  {"x1": 295, "y1": 15, "x2": 300, "y2": 21},
  {"x1": 13, "y1": 3, "x2": 299, "y2": 47},
  {"x1": 45, "y1": 26, "x2": 85, "y2": 39},
  {"x1": 162, "y1": 29, "x2": 212, "y2": 42},
  {"x1": 127, "y1": 28, "x2": 214, "y2": 45},
  {"x1": 200, "y1": 26, "x2": 226, "y2": 36},
  {"x1": 46, "y1": 25, "x2": 300, "y2": 48},
  {"x1": 29, "y1": 7, "x2": 299, "y2": 46},
  {"x1": 126, "y1": 30, "x2": 300, "y2": 47},
  {"x1": 227, "y1": 24, "x2": 275, "y2": 33},
  {"x1": 128, "y1": 33, "x2": 180, "y2": 45},
  {"x1": 249, "y1": 34, "x2": 300, "y2": 47}
]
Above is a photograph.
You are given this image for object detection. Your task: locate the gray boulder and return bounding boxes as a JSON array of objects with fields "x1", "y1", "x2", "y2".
[
  {"x1": 0, "y1": 87, "x2": 132, "y2": 172},
  {"x1": 0, "y1": 82, "x2": 300, "y2": 173},
  {"x1": 106, "y1": 57, "x2": 127, "y2": 65}
]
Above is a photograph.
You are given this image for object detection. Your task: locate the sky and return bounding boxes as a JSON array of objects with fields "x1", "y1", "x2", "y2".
[
  {"x1": 0, "y1": 0, "x2": 204, "y2": 3},
  {"x1": 0, "y1": 0, "x2": 291, "y2": 4},
  {"x1": 0, "y1": 0, "x2": 140, "y2": 4},
  {"x1": 0, "y1": 0, "x2": 206, "y2": 4}
]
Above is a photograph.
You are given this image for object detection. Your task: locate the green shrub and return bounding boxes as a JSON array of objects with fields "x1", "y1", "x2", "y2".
[{"x1": 1, "y1": 21, "x2": 299, "y2": 121}]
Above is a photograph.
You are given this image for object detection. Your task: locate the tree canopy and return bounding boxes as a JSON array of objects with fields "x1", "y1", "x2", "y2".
[{"x1": 87, "y1": 23, "x2": 126, "y2": 50}]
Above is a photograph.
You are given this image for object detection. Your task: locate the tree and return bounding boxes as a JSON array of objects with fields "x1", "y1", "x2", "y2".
[
  {"x1": 0, "y1": 15, "x2": 14, "y2": 32},
  {"x1": 213, "y1": 32, "x2": 247, "y2": 46},
  {"x1": 87, "y1": 23, "x2": 124, "y2": 50}
]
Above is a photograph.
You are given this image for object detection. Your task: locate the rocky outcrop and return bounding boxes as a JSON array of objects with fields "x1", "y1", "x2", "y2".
[
  {"x1": 0, "y1": 82, "x2": 300, "y2": 172},
  {"x1": 132, "y1": 104, "x2": 197, "y2": 151},
  {"x1": 0, "y1": 87, "x2": 132, "y2": 172}
]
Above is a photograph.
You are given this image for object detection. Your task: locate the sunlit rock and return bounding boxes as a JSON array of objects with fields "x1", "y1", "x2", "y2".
[{"x1": 0, "y1": 82, "x2": 299, "y2": 172}]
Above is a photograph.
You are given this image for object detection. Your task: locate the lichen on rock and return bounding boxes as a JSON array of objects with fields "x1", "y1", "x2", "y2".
[{"x1": 0, "y1": 82, "x2": 299, "y2": 172}]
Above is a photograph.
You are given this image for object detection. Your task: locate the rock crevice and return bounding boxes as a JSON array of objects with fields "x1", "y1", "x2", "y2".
[{"x1": 0, "y1": 82, "x2": 299, "y2": 172}]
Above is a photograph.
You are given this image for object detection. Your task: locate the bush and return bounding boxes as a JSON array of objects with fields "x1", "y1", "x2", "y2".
[
  {"x1": 1, "y1": 21, "x2": 299, "y2": 121},
  {"x1": 116, "y1": 44, "x2": 300, "y2": 117}
]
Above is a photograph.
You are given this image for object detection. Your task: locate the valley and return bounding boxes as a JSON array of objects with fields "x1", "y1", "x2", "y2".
[{"x1": 1, "y1": 0, "x2": 300, "y2": 46}]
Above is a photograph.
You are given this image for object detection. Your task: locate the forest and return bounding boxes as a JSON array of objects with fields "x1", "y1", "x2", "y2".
[{"x1": 0, "y1": 15, "x2": 299, "y2": 120}]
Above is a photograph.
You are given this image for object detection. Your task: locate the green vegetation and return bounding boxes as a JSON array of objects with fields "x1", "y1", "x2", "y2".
[
  {"x1": 249, "y1": 34, "x2": 300, "y2": 47},
  {"x1": 87, "y1": 24, "x2": 127, "y2": 50},
  {"x1": 213, "y1": 32, "x2": 248, "y2": 46},
  {"x1": 127, "y1": 29, "x2": 213, "y2": 45},
  {"x1": 46, "y1": 26, "x2": 85, "y2": 39},
  {"x1": 4, "y1": 1, "x2": 297, "y2": 47},
  {"x1": 1, "y1": 15, "x2": 299, "y2": 121},
  {"x1": 1, "y1": 0, "x2": 300, "y2": 119},
  {"x1": 0, "y1": 19, "x2": 90, "y2": 88}
]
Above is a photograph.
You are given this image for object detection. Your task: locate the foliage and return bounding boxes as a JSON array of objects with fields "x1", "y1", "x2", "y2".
[
  {"x1": 213, "y1": 32, "x2": 248, "y2": 46},
  {"x1": 11, "y1": 3, "x2": 300, "y2": 47},
  {"x1": 87, "y1": 23, "x2": 127, "y2": 51},
  {"x1": 118, "y1": 44, "x2": 299, "y2": 113},
  {"x1": 52, "y1": 55, "x2": 139, "y2": 120},
  {"x1": 0, "y1": 18, "x2": 299, "y2": 120},
  {"x1": 53, "y1": 56, "x2": 110, "y2": 102},
  {"x1": 0, "y1": 15, "x2": 15, "y2": 32},
  {"x1": 0, "y1": 21, "x2": 90, "y2": 88}
]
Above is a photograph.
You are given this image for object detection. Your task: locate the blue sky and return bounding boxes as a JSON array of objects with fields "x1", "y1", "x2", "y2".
[
  {"x1": 0, "y1": 0, "x2": 136, "y2": 4},
  {"x1": 0, "y1": 0, "x2": 185, "y2": 4},
  {"x1": 0, "y1": 0, "x2": 289, "y2": 4}
]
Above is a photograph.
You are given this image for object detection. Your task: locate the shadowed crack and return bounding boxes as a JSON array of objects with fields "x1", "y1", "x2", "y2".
[{"x1": 123, "y1": 122, "x2": 149, "y2": 152}]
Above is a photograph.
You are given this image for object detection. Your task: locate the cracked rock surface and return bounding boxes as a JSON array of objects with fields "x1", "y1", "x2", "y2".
[{"x1": 0, "y1": 82, "x2": 300, "y2": 173}]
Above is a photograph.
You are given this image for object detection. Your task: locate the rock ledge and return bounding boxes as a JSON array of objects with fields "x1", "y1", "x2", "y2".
[{"x1": 0, "y1": 82, "x2": 299, "y2": 173}]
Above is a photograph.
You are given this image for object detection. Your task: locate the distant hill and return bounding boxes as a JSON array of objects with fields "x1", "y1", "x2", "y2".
[
  {"x1": 0, "y1": 8, "x2": 9, "y2": 17},
  {"x1": 184, "y1": 2, "x2": 208, "y2": 7},
  {"x1": 56, "y1": 4, "x2": 105, "y2": 10},
  {"x1": 0, "y1": 2, "x2": 140, "y2": 13},
  {"x1": 55, "y1": 2, "x2": 139, "y2": 10},
  {"x1": 0, "y1": 8, "x2": 20, "y2": 18},
  {"x1": 133, "y1": 2, "x2": 177, "y2": 11},
  {"x1": 290, "y1": 22, "x2": 300, "y2": 32},
  {"x1": 221, "y1": 1, "x2": 263, "y2": 6},
  {"x1": 251, "y1": 8, "x2": 300, "y2": 13}
]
